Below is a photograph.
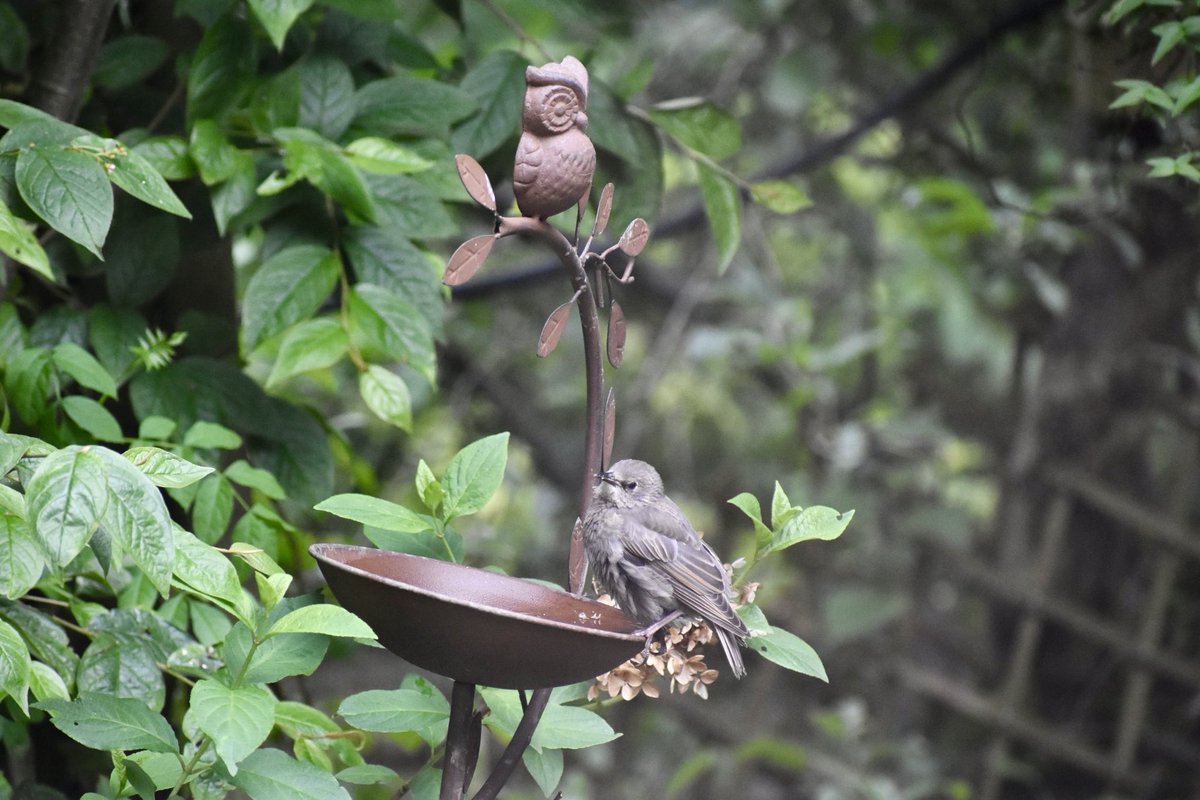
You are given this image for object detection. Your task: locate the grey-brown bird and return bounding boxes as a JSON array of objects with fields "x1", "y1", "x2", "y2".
[{"x1": 582, "y1": 459, "x2": 751, "y2": 678}]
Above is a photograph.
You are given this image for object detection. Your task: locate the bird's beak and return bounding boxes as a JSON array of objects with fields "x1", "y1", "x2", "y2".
[{"x1": 597, "y1": 470, "x2": 619, "y2": 487}]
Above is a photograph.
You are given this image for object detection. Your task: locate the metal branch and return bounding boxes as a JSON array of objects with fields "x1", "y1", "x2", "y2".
[{"x1": 497, "y1": 215, "x2": 604, "y2": 592}]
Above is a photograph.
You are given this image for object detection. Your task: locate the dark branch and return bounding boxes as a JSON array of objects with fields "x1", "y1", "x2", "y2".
[
  {"x1": 27, "y1": 0, "x2": 119, "y2": 121},
  {"x1": 451, "y1": 0, "x2": 1066, "y2": 299}
]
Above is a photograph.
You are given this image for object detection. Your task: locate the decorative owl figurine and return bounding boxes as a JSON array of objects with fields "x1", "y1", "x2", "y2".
[{"x1": 513, "y1": 56, "x2": 596, "y2": 220}]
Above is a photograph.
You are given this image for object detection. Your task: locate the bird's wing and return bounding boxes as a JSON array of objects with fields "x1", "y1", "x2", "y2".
[{"x1": 619, "y1": 516, "x2": 748, "y2": 637}]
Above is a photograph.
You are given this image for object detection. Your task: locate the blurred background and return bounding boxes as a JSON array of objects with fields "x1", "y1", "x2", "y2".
[
  {"x1": 9, "y1": 0, "x2": 1200, "y2": 797},
  {"x1": 392, "y1": 1, "x2": 1200, "y2": 797}
]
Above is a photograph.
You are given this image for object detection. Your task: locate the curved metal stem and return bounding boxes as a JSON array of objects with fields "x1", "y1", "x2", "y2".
[
  {"x1": 470, "y1": 216, "x2": 607, "y2": 800},
  {"x1": 497, "y1": 215, "x2": 602, "y2": 593}
]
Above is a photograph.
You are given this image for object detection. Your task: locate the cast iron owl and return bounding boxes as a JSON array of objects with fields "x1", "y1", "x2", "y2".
[{"x1": 513, "y1": 56, "x2": 596, "y2": 220}]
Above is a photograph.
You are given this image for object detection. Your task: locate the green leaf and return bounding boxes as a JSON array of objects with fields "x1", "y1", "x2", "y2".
[
  {"x1": 724, "y1": 494, "x2": 772, "y2": 551},
  {"x1": 452, "y1": 50, "x2": 527, "y2": 159},
  {"x1": 338, "y1": 687, "x2": 449, "y2": 742},
  {"x1": 697, "y1": 164, "x2": 741, "y2": 274},
  {"x1": 93, "y1": 448, "x2": 175, "y2": 596},
  {"x1": 823, "y1": 586, "x2": 910, "y2": 645},
  {"x1": 750, "y1": 180, "x2": 812, "y2": 214},
  {"x1": 523, "y1": 746, "x2": 563, "y2": 798},
  {"x1": 479, "y1": 687, "x2": 619, "y2": 751},
  {"x1": 248, "y1": 0, "x2": 316, "y2": 50},
  {"x1": 359, "y1": 365, "x2": 412, "y2": 431},
  {"x1": 61, "y1": 396, "x2": 123, "y2": 442},
  {"x1": 137, "y1": 416, "x2": 176, "y2": 441},
  {"x1": 648, "y1": 99, "x2": 742, "y2": 160},
  {"x1": 187, "y1": 15, "x2": 256, "y2": 121},
  {"x1": 37, "y1": 692, "x2": 178, "y2": 753},
  {"x1": 353, "y1": 75, "x2": 476, "y2": 137},
  {"x1": 28, "y1": 660, "x2": 70, "y2": 702},
  {"x1": 274, "y1": 130, "x2": 376, "y2": 221},
  {"x1": 347, "y1": 283, "x2": 437, "y2": 382},
  {"x1": 0, "y1": 513, "x2": 43, "y2": 599},
  {"x1": 1151, "y1": 20, "x2": 1186, "y2": 65},
  {"x1": 192, "y1": 474, "x2": 235, "y2": 544},
  {"x1": 267, "y1": 318, "x2": 349, "y2": 388},
  {"x1": 77, "y1": 633, "x2": 164, "y2": 711},
  {"x1": 173, "y1": 528, "x2": 244, "y2": 612},
  {"x1": 188, "y1": 119, "x2": 245, "y2": 185},
  {"x1": 769, "y1": 482, "x2": 793, "y2": 530},
  {"x1": 365, "y1": 526, "x2": 460, "y2": 562},
  {"x1": 415, "y1": 459, "x2": 442, "y2": 512},
  {"x1": 345, "y1": 137, "x2": 432, "y2": 175},
  {"x1": 52, "y1": 342, "x2": 118, "y2": 397},
  {"x1": 25, "y1": 445, "x2": 109, "y2": 566},
  {"x1": 241, "y1": 245, "x2": 339, "y2": 352},
  {"x1": 298, "y1": 55, "x2": 356, "y2": 141},
  {"x1": 95, "y1": 35, "x2": 169, "y2": 91},
  {"x1": 343, "y1": 227, "x2": 443, "y2": 335},
  {"x1": 186, "y1": 679, "x2": 276, "y2": 773},
  {"x1": 735, "y1": 602, "x2": 770, "y2": 633},
  {"x1": 103, "y1": 146, "x2": 191, "y2": 219},
  {"x1": 230, "y1": 748, "x2": 352, "y2": 800},
  {"x1": 0, "y1": 618, "x2": 30, "y2": 713},
  {"x1": 747, "y1": 625, "x2": 827, "y2": 681},
  {"x1": 367, "y1": 173, "x2": 456, "y2": 238},
  {"x1": 225, "y1": 459, "x2": 288, "y2": 500},
  {"x1": 269, "y1": 603, "x2": 376, "y2": 639},
  {"x1": 15, "y1": 142, "x2": 112, "y2": 258},
  {"x1": 0, "y1": 304, "x2": 28, "y2": 372},
  {"x1": 224, "y1": 624, "x2": 328, "y2": 683},
  {"x1": 123, "y1": 446, "x2": 214, "y2": 488},
  {"x1": 768, "y1": 506, "x2": 853, "y2": 552},
  {"x1": 0, "y1": 198, "x2": 52, "y2": 281},
  {"x1": 183, "y1": 420, "x2": 243, "y2": 450},
  {"x1": 314, "y1": 493, "x2": 431, "y2": 533},
  {"x1": 0, "y1": 6, "x2": 29, "y2": 73},
  {"x1": 1171, "y1": 74, "x2": 1200, "y2": 116},
  {"x1": 131, "y1": 136, "x2": 195, "y2": 181},
  {"x1": 5, "y1": 347, "x2": 53, "y2": 423},
  {"x1": 1110, "y1": 79, "x2": 1174, "y2": 111},
  {"x1": 441, "y1": 432, "x2": 509, "y2": 521}
]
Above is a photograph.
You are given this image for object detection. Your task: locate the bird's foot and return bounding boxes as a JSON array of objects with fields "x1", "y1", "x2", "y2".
[{"x1": 633, "y1": 610, "x2": 683, "y2": 659}]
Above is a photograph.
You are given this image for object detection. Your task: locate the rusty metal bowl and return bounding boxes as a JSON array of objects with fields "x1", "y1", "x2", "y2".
[{"x1": 309, "y1": 543, "x2": 644, "y2": 689}]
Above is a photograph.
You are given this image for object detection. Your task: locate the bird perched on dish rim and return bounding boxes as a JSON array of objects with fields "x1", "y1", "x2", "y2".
[{"x1": 582, "y1": 458, "x2": 751, "y2": 678}]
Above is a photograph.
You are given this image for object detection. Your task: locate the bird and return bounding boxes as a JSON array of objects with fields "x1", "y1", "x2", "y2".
[
  {"x1": 582, "y1": 459, "x2": 751, "y2": 678},
  {"x1": 512, "y1": 55, "x2": 596, "y2": 220}
]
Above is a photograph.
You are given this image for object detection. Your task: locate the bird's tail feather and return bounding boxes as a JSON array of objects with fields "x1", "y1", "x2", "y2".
[{"x1": 716, "y1": 626, "x2": 746, "y2": 679}]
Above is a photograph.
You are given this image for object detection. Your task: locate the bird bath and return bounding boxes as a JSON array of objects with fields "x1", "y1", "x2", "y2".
[{"x1": 310, "y1": 543, "x2": 643, "y2": 689}]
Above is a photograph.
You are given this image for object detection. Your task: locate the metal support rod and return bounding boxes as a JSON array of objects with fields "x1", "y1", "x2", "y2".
[
  {"x1": 472, "y1": 685, "x2": 552, "y2": 800},
  {"x1": 472, "y1": 215, "x2": 607, "y2": 800},
  {"x1": 441, "y1": 681, "x2": 477, "y2": 800}
]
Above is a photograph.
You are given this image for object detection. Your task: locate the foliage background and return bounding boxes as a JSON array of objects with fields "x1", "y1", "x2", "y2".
[{"x1": 1, "y1": 0, "x2": 1198, "y2": 798}]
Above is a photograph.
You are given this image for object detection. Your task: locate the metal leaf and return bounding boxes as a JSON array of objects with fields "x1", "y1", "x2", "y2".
[
  {"x1": 443, "y1": 234, "x2": 496, "y2": 286},
  {"x1": 455, "y1": 154, "x2": 496, "y2": 212},
  {"x1": 603, "y1": 388, "x2": 616, "y2": 469},
  {"x1": 536, "y1": 301, "x2": 573, "y2": 358},
  {"x1": 606, "y1": 300, "x2": 626, "y2": 368},
  {"x1": 618, "y1": 218, "x2": 649, "y2": 256},
  {"x1": 569, "y1": 518, "x2": 588, "y2": 594},
  {"x1": 591, "y1": 183, "x2": 614, "y2": 238}
]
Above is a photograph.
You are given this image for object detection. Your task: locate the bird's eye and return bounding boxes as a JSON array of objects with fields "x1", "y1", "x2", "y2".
[{"x1": 625, "y1": 481, "x2": 638, "y2": 491}]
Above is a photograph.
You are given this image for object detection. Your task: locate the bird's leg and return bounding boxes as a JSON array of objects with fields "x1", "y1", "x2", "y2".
[{"x1": 633, "y1": 610, "x2": 684, "y2": 657}]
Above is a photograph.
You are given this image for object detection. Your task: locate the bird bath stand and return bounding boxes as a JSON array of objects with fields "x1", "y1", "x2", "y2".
[{"x1": 311, "y1": 55, "x2": 652, "y2": 800}]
